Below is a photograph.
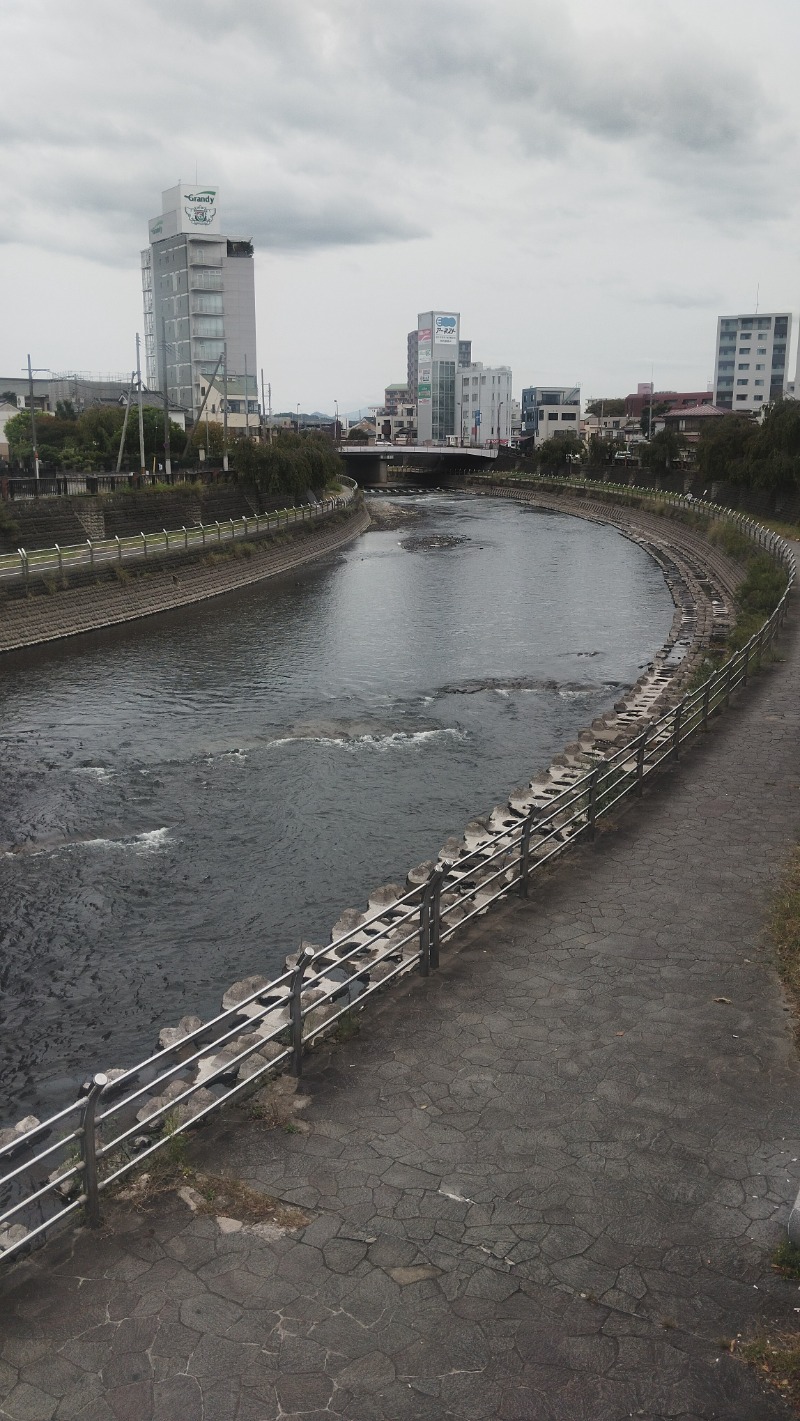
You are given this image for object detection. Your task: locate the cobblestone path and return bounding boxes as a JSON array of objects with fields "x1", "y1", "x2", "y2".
[{"x1": 2, "y1": 592, "x2": 800, "y2": 1419}]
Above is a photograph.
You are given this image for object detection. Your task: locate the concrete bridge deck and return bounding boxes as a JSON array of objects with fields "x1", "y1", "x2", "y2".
[{"x1": 2, "y1": 559, "x2": 800, "y2": 1419}]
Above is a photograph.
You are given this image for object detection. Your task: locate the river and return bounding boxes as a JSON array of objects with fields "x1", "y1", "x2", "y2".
[{"x1": 0, "y1": 492, "x2": 675, "y2": 1122}]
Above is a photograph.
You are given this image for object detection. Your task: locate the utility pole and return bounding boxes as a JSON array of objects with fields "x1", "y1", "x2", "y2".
[
  {"x1": 222, "y1": 341, "x2": 229, "y2": 473},
  {"x1": 26, "y1": 354, "x2": 40, "y2": 481},
  {"x1": 160, "y1": 331, "x2": 172, "y2": 480},
  {"x1": 244, "y1": 353, "x2": 250, "y2": 440},
  {"x1": 115, "y1": 371, "x2": 136, "y2": 473},
  {"x1": 135, "y1": 334, "x2": 146, "y2": 483}
]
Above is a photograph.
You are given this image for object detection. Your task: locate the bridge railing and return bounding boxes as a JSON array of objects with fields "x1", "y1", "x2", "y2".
[
  {"x1": 0, "y1": 483, "x2": 794, "y2": 1265},
  {"x1": 0, "y1": 479, "x2": 356, "y2": 587}
]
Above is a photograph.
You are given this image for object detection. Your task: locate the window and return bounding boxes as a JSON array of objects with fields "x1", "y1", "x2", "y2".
[
  {"x1": 754, "y1": 395, "x2": 764, "y2": 401},
  {"x1": 774, "y1": 317, "x2": 789, "y2": 338},
  {"x1": 757, "y1": 317, "x2": 772, "y2": 329},
  {"x1": 738, "y1": 364, "x2": 749, "y2": 370},
  {"x1": 736, "y1": 378, "x2": 749, "y2": 385},
  {"x1": 757, "y1": 347, "x2": 767, "y2": 355},
  {"x1": 472, "y1": 377, "x2": 478, "y2": 385},
  {"x1": 718, "y1": 361, "x2": 734, "y2": 371},
  {"x1": 755, "y1": 363, "x2": 765, "y2": 371},
  {"x1": 561, "y1": 413, "x2": 577, "y2": 421},
  {"x1": 736, "y1": 395, "x2": 748, "y2": 401},
  {"x1": 481, "y1": 376, "x2": 487, "y2": 385},
  {"x1": 754, "y1": 379, "x2": 764, "y2": 386},
  {"x1": 717, "y1": 377, "x2": 734, "y2": 388},
  {"x1": 739, "y1": 347, "x2": 751, "y2": 354}
]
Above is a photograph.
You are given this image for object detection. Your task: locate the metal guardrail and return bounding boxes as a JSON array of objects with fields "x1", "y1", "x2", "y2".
[
  {"x1": 0, "y1": 485, "x2": 795, "y2": 1264},
  {"x1": 0, "y1": 480, "x2": 357, "y2": 587}
]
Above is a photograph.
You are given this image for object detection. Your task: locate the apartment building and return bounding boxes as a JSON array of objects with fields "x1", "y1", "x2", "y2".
[{"x1": 713, "y1": 312, "x2": 791, "y2": 412}]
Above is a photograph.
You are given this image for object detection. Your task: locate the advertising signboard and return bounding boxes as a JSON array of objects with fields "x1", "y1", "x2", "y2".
[
  {"x1": 161, "y1": 182, "x2": 222, "y2": 236},
  {"x1": 417, "y1": 383, "x2": 432, "y2": 398},
  {"x1": 418, "y1": 327, "x2": 432, "y2": 345},
  {"x1": 434, "y1": 314, "x2": 457, "y2": 346}
]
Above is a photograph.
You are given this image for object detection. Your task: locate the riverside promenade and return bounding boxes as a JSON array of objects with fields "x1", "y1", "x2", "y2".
[{"x1": 2, "y1": 583, "x2": 800, "y2": 1418}]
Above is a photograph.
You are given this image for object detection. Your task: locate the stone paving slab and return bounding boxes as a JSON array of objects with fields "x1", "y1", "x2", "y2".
[{"x1": 2, "y1": 596, "x2": 800, "y2": 1417}]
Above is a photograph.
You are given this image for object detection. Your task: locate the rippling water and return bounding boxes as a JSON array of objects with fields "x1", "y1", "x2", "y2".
[{"x1": 0, "y1": 493, "x2": 674, "y2": 1121}]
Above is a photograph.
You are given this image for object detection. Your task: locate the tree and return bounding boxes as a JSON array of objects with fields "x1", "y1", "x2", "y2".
[
  {"x1": 1, "y1": 391, "x2": 19, "y2": 406},
  {"x1": 55, "y1": 400, "x2": 77, "y2": 421},
  {"x1": 535, "y1": 434, "x2": 584, "y2": 467},
  {"x1": 235, "y1": 431, "x2": 343, "y2": 500},
  {"x1": 4, "y1": 404, "x2": 187, "y2": 471},
  {"x1": 587, "y1": 434, "x2": 626, "y2": 467},
  {"x1": 585, "y1": 398, "x2": 626, "y2": 417},
  {"x1": 695, "y1": 414, "x2": 758, "y2": 484},
  {"x1": 640, "y1": 428, "x2": 684, "y2": 472}
]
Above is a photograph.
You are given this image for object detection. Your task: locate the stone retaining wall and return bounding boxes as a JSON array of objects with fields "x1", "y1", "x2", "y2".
[{"x1": 0, "y1": 504, "x2": 370, "y2": 654}]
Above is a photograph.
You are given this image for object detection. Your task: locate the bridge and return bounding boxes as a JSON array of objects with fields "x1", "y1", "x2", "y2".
[{"x1": 337, "y1": 442, "x2": 498, "y2": 484}]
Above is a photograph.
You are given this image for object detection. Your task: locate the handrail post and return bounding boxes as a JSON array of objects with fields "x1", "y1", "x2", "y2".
[
  {"x1": 18, "y1": 547, "x2": 28, "y2": 591},
  {"x1": 79, "y1": 1072, "x2": 108, "y2": 1228},
  {"x1": 519, "y1": 809, "x2": 536, "y2": 897},
  {"x1": 183, "y1": 524, "x2": 188, "y2": 550},
  {"x1": 636, "y1": 726, "x2": 648, "y2": 796},
  {"x1": 87, "y1": 538, "x2": 94, "y2": 571},
  {"x1": 200, "y1": 521, "x2": 206, "y2": 546},
  {"x1": 55, "y1": 543, "x2": 62, "y2": 578},
  {"x1": 216, "y1": 520, "x2": 221, "y2": 543},
  {"x1": 701, "y1": 678, "x2": 712, "y2": 731},
  {"x1": 587, "y1": 765, "x2": 600, "y2": 839},
  {"x1": 672, "y1": 703, "x2": 683, "y2": 761},
  {"x1": 115, "y1": 535, "x2": 121, "y2": 564},
  {"x1": 290, "y1": 946, "x2": 315, "y2": 1077},
  {"x1": 163, "y1": 527, "x2": 169, "y2": 551},
  {"x1": 742, "y1": 643, "x2": 750, "y2": 686},
  {"x1": 724, "y1": 659, "x2": 733, "y2": 706},
  {"x1": 141, "y1": 531, "x2": 147, "y2": 558},
  {"x1": 420, "y1": 864, "x2": 446, "y2": 975}
]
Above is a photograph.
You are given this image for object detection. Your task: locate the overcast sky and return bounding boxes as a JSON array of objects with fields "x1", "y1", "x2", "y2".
[{"x1": 3, "y1": 0, "x2": 800, "y2": 412}]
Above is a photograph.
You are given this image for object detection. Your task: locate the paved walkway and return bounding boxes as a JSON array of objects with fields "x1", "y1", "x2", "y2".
[{"x1": 2, "y1": 591, "x2": 800, "y2": 1419}]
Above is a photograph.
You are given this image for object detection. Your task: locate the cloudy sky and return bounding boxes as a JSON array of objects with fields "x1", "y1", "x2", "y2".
[{"x1": 3, "y1": 0, "x2": 800, "y2": 412}]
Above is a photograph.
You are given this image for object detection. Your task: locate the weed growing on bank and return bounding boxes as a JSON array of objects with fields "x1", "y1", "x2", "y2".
[{"x1": 770, "y1": 846, "x2": 800, "y2": 1029}]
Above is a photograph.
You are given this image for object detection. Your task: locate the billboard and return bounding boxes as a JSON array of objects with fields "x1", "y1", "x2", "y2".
[
  {"x1": 161, "y1": 182, "x2": 221, "y2": 236},
  {"x1": 418, "y1": 327, "x2": 431, "y2": 345},
  {"x1": 434, "y1": 314, "x2": 458, "y2": 346},
  {"x1": 417, "y1": 383, "x2": 432, "y2": 398}
]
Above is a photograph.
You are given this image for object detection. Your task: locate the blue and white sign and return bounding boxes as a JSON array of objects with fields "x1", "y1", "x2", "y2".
[{"x1": 434, "y1": 314, "x2": 457, "y2": 346}]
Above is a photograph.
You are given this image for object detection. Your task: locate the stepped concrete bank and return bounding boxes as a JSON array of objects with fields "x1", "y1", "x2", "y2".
[
  {"x1": 0, "y1": 504, "x2": 370, "y2": 654},
  {"x1": 1, "y1": 495, "x2": 799, "y2": 1418}
]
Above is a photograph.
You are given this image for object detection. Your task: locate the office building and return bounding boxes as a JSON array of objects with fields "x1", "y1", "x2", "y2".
[
  {"x1": 521, "y1": 386, "x2": 581, "y2": 445},
  {"x1": 456, "y1": 363, "x2": 512, "y2": 445},
  {"x1": 142, "y1": 182, "x2": 257, "y2": 421},
  {"x1": 713, "y1": 312, "x2": 790, "y2": 412},
  {"x1": 458, "y1": 339, "x2": 472, "y2": 369},
  {"x1": 415, "y1": 311, "x2": 460, "y2": 442}
]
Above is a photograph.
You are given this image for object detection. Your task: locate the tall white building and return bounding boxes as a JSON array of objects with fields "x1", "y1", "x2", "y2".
[
  {"x1": 456, "y1": 363, "x2": 512, "y2": 445},
  {"x1": 141, "y1": 182, "x2": 257, "y2": 420},
  {"x1": 415, "y1": 311, "x2": 460, "y2": 442},
  {"x1": 713, "y1": 312, "x2": 790, "y2": 412}
]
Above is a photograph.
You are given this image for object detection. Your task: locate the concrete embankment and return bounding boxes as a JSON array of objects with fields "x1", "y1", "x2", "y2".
[{"x1": 0, "y1": 503, "x2": 369, "y2": 654}]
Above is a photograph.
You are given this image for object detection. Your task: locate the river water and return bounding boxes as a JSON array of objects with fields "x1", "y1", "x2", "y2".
[{"x1": 0, "y1": 493, "x2": 674, "y2": 1122}]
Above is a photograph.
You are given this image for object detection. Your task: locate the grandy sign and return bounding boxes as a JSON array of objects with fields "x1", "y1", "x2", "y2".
[{"x1": 183, "y1": 188, "x2": 218, "y2": 227}]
